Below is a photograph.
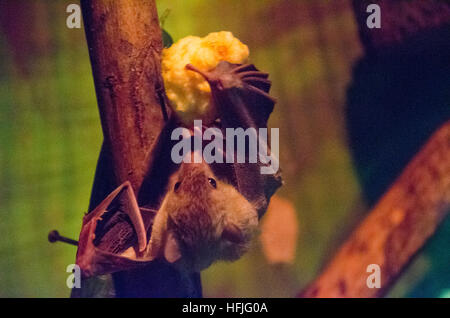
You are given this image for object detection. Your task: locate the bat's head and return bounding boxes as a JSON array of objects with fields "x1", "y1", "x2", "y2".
[{"x1": 161, "y1": 160, "x2": 259, "y2": 272}]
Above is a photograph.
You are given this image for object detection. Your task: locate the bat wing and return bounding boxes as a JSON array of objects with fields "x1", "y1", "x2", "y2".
[
  {"x1": 75, "y1": 181, "x2": 157, "y2": 278},
  {"x1": 187, "y1": 61, "x2": 283, "y2": 217},
  {"x1": 228, "y1": 62, "x2": 276, "y2": 127}
]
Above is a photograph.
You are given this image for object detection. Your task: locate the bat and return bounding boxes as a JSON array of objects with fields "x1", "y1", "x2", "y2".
[
  {"x1": 76, "y1": 155, "x2": 259, "y2": 276},
  {"x1": 74, "y1": 62, "x2": 282, "y2": 277}
]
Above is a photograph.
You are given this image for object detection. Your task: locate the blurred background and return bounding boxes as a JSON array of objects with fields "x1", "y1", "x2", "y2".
[{"x1": 0, "y1": 0, "x2": 449, "y2": 297}]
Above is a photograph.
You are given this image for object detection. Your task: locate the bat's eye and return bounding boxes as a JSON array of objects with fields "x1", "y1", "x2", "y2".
[
  {"x1": 174, "y1": 181, "x2": 181, "y2": 192},
  {"x1": 208, "y1": 178, "x2": 217, "y2": 189}
]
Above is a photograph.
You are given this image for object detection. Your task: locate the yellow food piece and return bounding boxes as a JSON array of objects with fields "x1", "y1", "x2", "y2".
[{"x1": 162, "y1": 31, "x2": 249, "y2": 125}]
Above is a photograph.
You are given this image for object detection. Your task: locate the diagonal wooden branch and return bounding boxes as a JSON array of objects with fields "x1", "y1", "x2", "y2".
[
  {"x1": 299, "y1": 0, "x2": 450, "y2": 299},
  {"x1": 73, "y1": 0, "x2": 201, "y2": 297},
  {"x1": 301, "y1": 121, "x2": 450, "y2": 297}
]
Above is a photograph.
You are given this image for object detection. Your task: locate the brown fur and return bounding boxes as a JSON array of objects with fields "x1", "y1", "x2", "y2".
[{"x1": 147, "y1": 161, "x2": 258, "y2": 272}]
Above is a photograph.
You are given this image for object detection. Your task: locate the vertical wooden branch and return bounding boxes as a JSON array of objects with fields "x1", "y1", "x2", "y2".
[
  {"x1": 74, "y1": 0, "x2": 201, "y2": 297},
  {"x1": 81, "y1": 0, "x2": 165, "y2": 191}
]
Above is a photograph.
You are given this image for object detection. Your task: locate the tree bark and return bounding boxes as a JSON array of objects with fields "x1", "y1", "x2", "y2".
[
  {"x1": 301, "y1": 121, "x2": 450, "y2": 297},
  {"x1": 73, "y1": 0, "x2": 201, "y2": 297},
  {"x1": 81, "y1": 0, "x2": 165, "y2": 191}
]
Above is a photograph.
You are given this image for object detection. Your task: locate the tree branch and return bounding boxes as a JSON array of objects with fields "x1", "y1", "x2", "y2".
[
  {"x1": 81, "y1": 0, "x2": 166, "y2": 191},
  {"x1": 300, "y1": 0, "x2": 450, "y2": 299},
  {"x1": 301, "y1": 121, "x2": 450, "y2": 297},
  {"x1": 73, "y1": 0, "x2": 201, "y2": 297}
]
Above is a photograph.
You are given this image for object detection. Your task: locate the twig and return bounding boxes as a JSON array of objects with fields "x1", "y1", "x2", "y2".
[{"x1": 48, "y1": 230, "x2": 78, "y2": 246}]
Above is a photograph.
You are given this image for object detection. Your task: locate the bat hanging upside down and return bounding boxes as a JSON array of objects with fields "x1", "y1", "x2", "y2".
[
  {"x1": 74, "y1": 157, "x2": 259, "y2": 277},
  {"x1": 74, "y1": 32, "x2": 282, "y2": 277},
  {"x1": 73, "y1": 57, "x2": 281, "y2": 277}
]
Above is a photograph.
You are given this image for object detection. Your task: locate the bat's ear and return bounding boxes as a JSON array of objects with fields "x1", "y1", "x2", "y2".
[
  {"x1": 163, "y1": 231, "x2": 182, "y2": 263},
  {"x1": 222, "y1": 223, "x2": 244, "y2": 244}
]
